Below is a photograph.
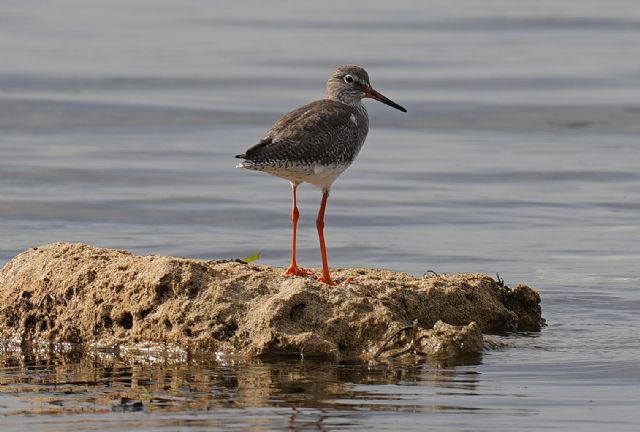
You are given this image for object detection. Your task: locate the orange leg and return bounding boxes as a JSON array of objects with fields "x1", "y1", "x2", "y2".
[
  {"x1": 285, "y1": 183, "x2": 313, "y2": 277},
  {"x1": 316, "y1": 190, "x2": 336, "y2": 286}
]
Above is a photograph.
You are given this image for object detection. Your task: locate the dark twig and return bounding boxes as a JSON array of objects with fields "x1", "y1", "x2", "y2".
[
  {"x1": 496, "y1": 272, "x2": 508, "y2": 288},
  {"x1": 209, "y1": 258, "x2": 248, "y2": 264},
  {"x1": 373, "y1": 319, "x2": 420, "y2": 359},
  {"x1": 495, "y1": 272, "x2": 513, "y2": 307},
  {"x1": 372, "y1": 325, "x2": 414, "y2": 359}
]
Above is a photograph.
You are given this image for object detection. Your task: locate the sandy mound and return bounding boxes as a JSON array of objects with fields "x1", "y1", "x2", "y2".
[{"x1": 0, "y1": 243, "x2": 542, "y2": 360}]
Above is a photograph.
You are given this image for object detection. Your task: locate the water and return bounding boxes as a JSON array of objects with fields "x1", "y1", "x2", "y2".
[{"x1": 1, "y1": 0, "x2": 639, "y2": 430}]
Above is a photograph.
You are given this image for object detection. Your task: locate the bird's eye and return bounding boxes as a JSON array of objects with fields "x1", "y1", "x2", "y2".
[{"x1": 343, "y1": 74, "x2": 354, "y2": 84}]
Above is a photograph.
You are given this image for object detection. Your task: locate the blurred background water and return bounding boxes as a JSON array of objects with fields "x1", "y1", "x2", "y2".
[{"x1": 1, "y1": 0, "x2": 639, "y2": 430}]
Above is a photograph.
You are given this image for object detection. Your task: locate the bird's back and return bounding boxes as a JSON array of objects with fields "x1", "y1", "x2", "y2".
[{"x1": 236, "y1": 99, "x2": 369, "y2": 172}]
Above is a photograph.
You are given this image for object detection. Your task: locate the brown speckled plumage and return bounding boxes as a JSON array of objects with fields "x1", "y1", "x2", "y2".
[
  {"x1": 236, "y1": 65, "x2": 405, "y2": 190},
  {"x1": 236, "y1": 100, "x2": 368, "y2": 184}
]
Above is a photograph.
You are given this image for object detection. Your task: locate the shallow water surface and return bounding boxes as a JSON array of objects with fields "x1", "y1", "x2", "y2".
[
  {"x1": 1, "y1": 349, "x2": 636, "y2": 432},
  {"x1": 1, "y1": 0, "x2": 640, "y2": 430}
]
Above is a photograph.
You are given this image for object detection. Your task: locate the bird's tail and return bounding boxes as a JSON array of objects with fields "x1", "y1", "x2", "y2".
[{"x1": 235, "y1": 159, "x2": 259, "y2": 170}]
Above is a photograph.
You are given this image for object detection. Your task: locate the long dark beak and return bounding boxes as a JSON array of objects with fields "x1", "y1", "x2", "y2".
[{"x1": 365, "y1": 87, "x2": 407, "y2": 112}]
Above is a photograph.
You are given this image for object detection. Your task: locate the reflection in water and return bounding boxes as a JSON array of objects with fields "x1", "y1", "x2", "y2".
[{"x1": 0, "y1": 346, "x2": 481, "y2": 417}]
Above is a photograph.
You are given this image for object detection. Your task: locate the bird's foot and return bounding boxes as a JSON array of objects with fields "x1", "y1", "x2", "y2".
[
  {"x1": 284, "y1": 265, "x2": 315, "y2": 277},
  {"x1": 317, "y1": 275, "x2": 338, "y2": 286}
]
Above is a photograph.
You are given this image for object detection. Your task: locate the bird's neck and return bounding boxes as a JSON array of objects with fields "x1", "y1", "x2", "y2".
[{"x1": 326, "y1": 94, "x2": 365, "y2": 109}]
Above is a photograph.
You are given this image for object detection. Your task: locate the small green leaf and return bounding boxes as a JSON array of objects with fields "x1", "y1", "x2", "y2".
[
  {"x1": 141, "y1": 386, "x2": 154, "y2": 400},
  {"x1": 242, "y1": 253, "x2": 262, "y2": 263}
]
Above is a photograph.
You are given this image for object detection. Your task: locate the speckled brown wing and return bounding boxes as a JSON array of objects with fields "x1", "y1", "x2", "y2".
[{"x1": 235, "y1": 99, "x2": 367, "y2": 168}]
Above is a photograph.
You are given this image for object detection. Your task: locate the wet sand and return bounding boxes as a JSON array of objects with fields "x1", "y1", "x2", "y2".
[{"x1": 0, "y1": 243, "x2": 541, "y2": 361}]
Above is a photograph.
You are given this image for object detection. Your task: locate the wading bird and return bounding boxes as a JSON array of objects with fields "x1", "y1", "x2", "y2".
[{"x1": 236, "y1": 65, "x2": 406, "y2": 285}]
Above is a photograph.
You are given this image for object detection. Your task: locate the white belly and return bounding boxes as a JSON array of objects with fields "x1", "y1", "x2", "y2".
[
  {"x1": 238, "y1": 161, "x2": 350, "y2": 191},
  {"x1": 302, "y1": 163, "x2": 348, "y2": 189}
]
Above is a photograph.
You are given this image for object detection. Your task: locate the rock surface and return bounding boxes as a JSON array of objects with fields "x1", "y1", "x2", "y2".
[{"x1": 0, "y1": 243, "x2": 543, "y2": 360}]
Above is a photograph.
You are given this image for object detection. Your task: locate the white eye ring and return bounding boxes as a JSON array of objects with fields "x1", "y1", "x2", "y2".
[{"x1": 343, "y1": 74, "x2": 354, "y2": 84}]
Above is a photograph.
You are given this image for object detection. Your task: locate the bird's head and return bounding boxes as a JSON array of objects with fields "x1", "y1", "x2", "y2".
[{"x1": 326, "y1": 64, "x2": 406, "y2": 112}]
